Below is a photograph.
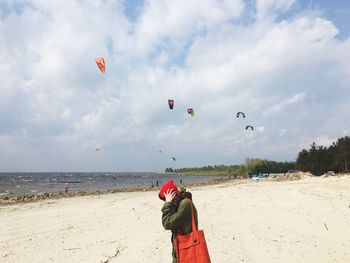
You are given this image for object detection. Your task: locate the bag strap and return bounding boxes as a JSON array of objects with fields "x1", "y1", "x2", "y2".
[
  {"x1": 186, "y1": 199, "x2": 197, "y2": 232},
  {"x1": 174, "y1": 199, "x2": 195, "y2": 260}
]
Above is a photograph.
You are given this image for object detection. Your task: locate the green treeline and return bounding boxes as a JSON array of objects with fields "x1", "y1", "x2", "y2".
[
  {"x1": 166, "y1": 158, "x2": 295, "y2": 176},
  {"x1": 165, "y1": 136, "x2": 350, "y2": 176},
  {"x1": 296, "y1": 136, "x2": 350, "y2": 175}
]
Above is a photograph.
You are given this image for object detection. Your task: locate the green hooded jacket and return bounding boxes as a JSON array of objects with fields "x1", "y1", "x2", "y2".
[{"x1": 161, "y1": 192, "x2": 198, "y2": 263}]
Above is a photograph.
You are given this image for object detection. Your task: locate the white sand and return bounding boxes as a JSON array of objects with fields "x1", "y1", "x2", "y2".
[{"x1": 1, "y1": 176, "x2": 350, "y2": 263}]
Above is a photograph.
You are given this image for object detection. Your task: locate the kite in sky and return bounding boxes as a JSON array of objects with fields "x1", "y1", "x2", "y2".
[
  {"x1": 236, "y1": 112, "x2": 245, "y2": 118},
  {"x1": 245, "y1": 125, "x2": 254, "y2": 131},
  {"x1": 187, "y1": 108, "x2": 195, "y2": 117},
  {"x1": 95, "y1": 57, "x2": 106, "y2": 73},
  {"x1": 168, "y1": 99, "x2": 174, "y2": 110}
]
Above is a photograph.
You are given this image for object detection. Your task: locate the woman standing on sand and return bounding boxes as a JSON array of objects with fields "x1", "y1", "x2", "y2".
[{"x1": 159, "y1": 180, "x2": 198, "y2": 263}]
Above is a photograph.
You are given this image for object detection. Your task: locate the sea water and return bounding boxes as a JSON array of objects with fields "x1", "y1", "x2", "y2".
[{"x1": 0, "y1": 172, "x2": 222, "y2": 197}]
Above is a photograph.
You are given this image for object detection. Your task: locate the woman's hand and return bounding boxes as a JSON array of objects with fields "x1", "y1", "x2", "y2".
[{"x1": 164, "y1": 189, "x2": 175, "y2": 203}]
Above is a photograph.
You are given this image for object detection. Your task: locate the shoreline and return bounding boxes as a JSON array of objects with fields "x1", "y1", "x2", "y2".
[
  {"x1": 0, "y1": 177, "x2": 232, "y2": 206},
  {"x1": 1, "y1": 172, "x2": 347, "y2": 206}
]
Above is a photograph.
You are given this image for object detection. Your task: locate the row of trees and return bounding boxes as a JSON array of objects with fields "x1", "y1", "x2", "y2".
[
  {"x1": 244, "y1": 158, "x2": 295, "y2": 175},
  {"x1": 168, "y1": 158, "x2": 295, "y2": 176},
  {"x1": 165, "y1": 136, "x2": 350, "y2": 176},
  {"x1": 296, "y1": 136, "x2": 350, "y2": 175},
  {"x1": 173, "y1": 164, "x2": 242, "y2": 174}
]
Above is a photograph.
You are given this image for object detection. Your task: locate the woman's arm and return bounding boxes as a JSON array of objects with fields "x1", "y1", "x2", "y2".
[{"x1": 161, "y1": 199, "x2": 190, "y2": 230}]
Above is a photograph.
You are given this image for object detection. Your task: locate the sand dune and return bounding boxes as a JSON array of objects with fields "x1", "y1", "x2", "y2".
[{"x1": 1, "y1": 176, "x2": 350, "y2": 263}]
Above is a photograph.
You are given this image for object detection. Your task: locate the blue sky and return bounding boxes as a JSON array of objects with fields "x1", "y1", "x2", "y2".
[
  {"x1": 0, "y1": 0, "x2": 350, "y2": 172},
  {"x1": 291, "y1": 0, "x2": 350, "y2": 39}
]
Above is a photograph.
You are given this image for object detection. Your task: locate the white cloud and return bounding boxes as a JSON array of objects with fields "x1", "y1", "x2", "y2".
[
  {"x1": 263, "y1": 93, "x2": 306, "y2": 116},
  {"x1": 313, "y1": 136, "x2": 335, "y2": 147},
  {"x1": 256, "y1": 0, "x2": 297, "y2": 20},
  {"x1": 133, "y1": 0, "x2": 244, "y2": 51},
  {"x1": 256, "y1": 126, "x2": 266, "y2": 132},
  {"x1": 0, "y1": 0, "x2": 349, "y2": 171},
  {"x1": 279, "y1": 129, "x2": 287, "y2": 136}
]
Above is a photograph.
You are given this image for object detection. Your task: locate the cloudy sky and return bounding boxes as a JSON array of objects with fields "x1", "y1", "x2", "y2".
[{"x1": 0, "y1": 0, "x2": 349, "y2": 172}]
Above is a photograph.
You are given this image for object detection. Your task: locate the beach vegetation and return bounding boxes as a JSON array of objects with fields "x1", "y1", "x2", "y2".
[
  {"x1": 170, "y1": 136, "x2": 350, "y2": 176},
  {"x1": 296, "y1": 136, "x2": 350, "y2": 175},
  {"x1": 172, "y1": 159, "x2": 295, "y2": 176}
]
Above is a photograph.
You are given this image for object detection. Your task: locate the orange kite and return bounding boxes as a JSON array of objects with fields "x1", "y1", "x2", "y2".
[{"x1": 95, "y1": 57, "x2": 106, "y2": 73}]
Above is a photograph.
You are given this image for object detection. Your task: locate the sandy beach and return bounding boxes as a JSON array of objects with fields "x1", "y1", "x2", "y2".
[{"x1": 1, "y1": 176, "x2": 349, "y2": 263}]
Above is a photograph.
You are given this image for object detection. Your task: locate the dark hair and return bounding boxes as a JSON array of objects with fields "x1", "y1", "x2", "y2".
[
  {"x1": 171, "y1": 189, "x2": 192, "y2": 234},
  {"x1": 170, "y1": 190, "x2": 192, "y2": 213},
  {"x1": 158, "y1": 193, "x2": 165, "y2": 201}
]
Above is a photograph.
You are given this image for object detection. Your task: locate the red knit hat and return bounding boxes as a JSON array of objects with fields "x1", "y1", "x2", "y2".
[{"x1": 158, "y1": 179, "x2": 179, "y2": 200}]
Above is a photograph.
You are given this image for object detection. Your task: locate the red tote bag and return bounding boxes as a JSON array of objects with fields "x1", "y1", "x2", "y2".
[{"x1": 174, "y1": 200, "x2": 211, "y2": 263}]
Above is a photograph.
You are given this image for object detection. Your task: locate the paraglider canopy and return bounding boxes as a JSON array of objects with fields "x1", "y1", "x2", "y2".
[
  {"x1": 187, "y1": 108, "x2": 194, "y2": 117},
  {"x1": 168, "y1": 99, "x2": 174, "y2": 110},
  {"x1": 95, "y1": 57, "x2": 106, "y2": 73},
  {"x1": 236, "y1": 112, "x2": 245, "y2": 118},
  {"x1": 245, "y1": 125, "x2": 254, "y2": 131}
]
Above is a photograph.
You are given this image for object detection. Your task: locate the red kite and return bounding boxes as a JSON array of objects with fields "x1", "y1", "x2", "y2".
[{"x1": 95, "y1": 57, "x2": 106, "y2": 73}]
